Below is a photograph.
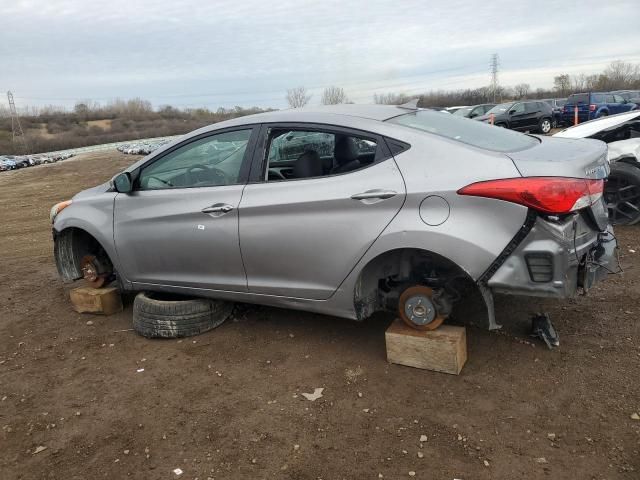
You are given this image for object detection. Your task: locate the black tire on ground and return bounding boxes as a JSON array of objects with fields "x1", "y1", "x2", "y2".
[
  {"x1": 538, "y1": 117, "x2": 552, "y2": 134},
  {"x1": 132, "y1": 292, "x2": 233, "y2": 339},
  {"x1": 605, "y1": 162, "x2": 640, "y2": 225},
  {"x1": 596, "y1": 111, "x2": 608, "y2": 118},
  {"x1": 495, "y1": 122, "x2": 507, "y2": 128}
]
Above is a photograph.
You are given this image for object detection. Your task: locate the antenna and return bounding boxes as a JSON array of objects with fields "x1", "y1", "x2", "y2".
[
  {"x1": 7, "y1": 91, "x2": 29, "y2": 153},
  {"x1": 489, "y1": 53, "x2": 499, "y2": 103}
]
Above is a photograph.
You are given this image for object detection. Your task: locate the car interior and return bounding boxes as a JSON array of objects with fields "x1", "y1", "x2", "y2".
[{"x1": 265, "y1": 129, "x2": 378, "y2": 181}]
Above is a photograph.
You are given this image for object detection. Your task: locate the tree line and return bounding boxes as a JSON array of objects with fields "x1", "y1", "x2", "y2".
[{"x1": 286, "y1": 60, "x2": 640, "y2": 109}]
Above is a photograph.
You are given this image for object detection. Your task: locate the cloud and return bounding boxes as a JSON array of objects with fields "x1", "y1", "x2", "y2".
[{"x1": 3, "y1": 0, "x2": 639, "y2": 108}]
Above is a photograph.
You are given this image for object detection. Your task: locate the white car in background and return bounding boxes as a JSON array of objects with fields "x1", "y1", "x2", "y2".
[{"x1": 554, "y1": 111, "x2": 640, "y2": 224}]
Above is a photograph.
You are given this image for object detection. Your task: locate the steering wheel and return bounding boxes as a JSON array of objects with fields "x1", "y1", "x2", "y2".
[{"x1": 186, "y1": 164, "x2": 228, "y2": 186}]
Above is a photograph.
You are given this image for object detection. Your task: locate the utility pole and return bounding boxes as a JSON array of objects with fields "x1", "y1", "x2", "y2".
[
  {"x1": 489, "y1": 53, "x2": 499, "y2": 103},
  {"x1": 7, "y1": 91, "x2": 29, "y2": 153}
]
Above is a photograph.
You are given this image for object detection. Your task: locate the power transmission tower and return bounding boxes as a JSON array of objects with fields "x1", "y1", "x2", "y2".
[
  {"x1": 7, "y1": 91, "x2": 29, "y2": 153},
  {"x1": 489, "y1": 53, "x2": 499, "y2": 103}
]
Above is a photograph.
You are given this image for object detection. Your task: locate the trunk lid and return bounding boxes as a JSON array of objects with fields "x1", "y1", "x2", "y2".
[
  {"x1": 506, "y1": 136, "x2": 609, "y2": 229},
  {"x1": 506, "y1": 136, "x2": 608, "y2": 179}
]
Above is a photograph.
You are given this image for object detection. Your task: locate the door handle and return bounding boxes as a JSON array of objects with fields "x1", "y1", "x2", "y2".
[
  {"x1": 201, "y1": 203, "x2": 234, "y2": 214},
  {"x1": 351, "y1": 190, "x2": 397, "y2": 200}
]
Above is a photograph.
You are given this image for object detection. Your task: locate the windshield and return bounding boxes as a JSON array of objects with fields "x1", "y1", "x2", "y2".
[
  {"x1": 453, "y1": 107, "x2": 473, "y2": 116},
  {"x1": 387, "y1": 110, "x2": 538, "y2": 152},
  {"x1": 486, "y1": 102, "x2": 514, "y2": 114}
]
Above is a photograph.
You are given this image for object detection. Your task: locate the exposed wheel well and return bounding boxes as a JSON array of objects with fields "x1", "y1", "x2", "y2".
[
  {"x1": 353, "y1": 248, "x2": 476, "y2": 321},
  {"x1": 53, "y1": 227, "x2": 113, "y2": 282}
]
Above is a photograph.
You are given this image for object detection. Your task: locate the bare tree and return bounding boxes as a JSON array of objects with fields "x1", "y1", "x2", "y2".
[
  {"x1": 321, "y1": 86, "x2": 348, "y2": 105},
  {"x1": 584, "y1": 74, "x2": 601, "y2": 90},
  {"x1": 553, "y1": 74, "x2": 571, "y2": 96},
  {"x1": 603, "y1": 60, "x2": 640, "y2": 90},
  {"x1": 373, "y1": 92, "x2": 412, "y2": 105},
  {"x1": 513, "y1": 83, "x2": 531, "y2": 99},
  {"x1": 286, "y1": 87, "x2": 312, "y2": 108},
  {"x1": 571, "y1": 74, "x2": 586, "y2": 92}
]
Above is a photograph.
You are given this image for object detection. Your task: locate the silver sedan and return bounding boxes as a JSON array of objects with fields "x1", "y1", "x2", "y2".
[{"x1": 51, "y1": 103, "x2": 617, "y2": 330}]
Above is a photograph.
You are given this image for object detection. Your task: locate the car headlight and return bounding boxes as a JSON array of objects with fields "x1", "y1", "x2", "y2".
[{"x1": 50, "y1": 200, "x2": 72, "y2": 224}]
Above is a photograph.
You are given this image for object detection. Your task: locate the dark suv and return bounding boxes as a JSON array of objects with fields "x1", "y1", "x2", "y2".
[
  {"x1": 562, "y1": 92, "x2": 637, "y2": 124},
  {"x1": 473, "y1": 101, "x2": 554, "y2": 133}
]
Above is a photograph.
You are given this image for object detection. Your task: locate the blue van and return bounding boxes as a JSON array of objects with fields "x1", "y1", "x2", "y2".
[{"x1": 562, "y1": 92, "x2": 637, "y2": 124}]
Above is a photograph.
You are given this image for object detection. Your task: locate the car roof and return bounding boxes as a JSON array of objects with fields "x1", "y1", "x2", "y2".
[{"x1": 236, "y1": 104, "x2": 413, "y2": 124}]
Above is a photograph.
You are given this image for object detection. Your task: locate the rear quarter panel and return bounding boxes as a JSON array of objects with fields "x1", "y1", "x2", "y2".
[{"x1": 342, "y1": 128, "x2": 529, "y2": 283}]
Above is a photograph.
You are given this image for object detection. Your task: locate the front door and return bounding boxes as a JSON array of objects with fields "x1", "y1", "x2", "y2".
[
  {"x1": 114, "y1": 128, "x2": 256, "y2": 291},
  {"x1": 239, "y1": 125, "x2": 405, "y2": 300},
  {"x1": 508, "y1": 102, "x2": 527, "y2": 130}
]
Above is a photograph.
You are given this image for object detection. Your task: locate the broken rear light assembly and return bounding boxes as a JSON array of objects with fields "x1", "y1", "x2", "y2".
[{"x1": 458, "y1": 177, "x2": 604, "y2": 215}]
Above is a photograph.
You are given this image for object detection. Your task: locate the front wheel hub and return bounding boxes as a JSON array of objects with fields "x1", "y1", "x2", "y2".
[{"x1": 80, "y1": 255, "x2": 108, "y2": 288}]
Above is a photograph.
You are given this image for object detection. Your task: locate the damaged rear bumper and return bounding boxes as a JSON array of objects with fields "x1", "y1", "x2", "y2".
[{"x1": 486, "y1": 212, "x2": 618, "y2": 298}]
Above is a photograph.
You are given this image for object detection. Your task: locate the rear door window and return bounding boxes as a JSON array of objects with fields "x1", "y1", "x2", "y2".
[
  {"x1": 525, "y1": 103, "x2": 538, "y2": 113},
  {"x1": 264, "y1": 129, "x2": 378, "y2": 181}
]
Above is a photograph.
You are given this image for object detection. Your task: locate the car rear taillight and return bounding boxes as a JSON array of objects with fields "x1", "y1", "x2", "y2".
[
  {"x1": 458, "y1": 177, "x2": 604, "y2": 214},
  {"x1": 589, "y1": 104, "x2": 596, "y2": 112}
]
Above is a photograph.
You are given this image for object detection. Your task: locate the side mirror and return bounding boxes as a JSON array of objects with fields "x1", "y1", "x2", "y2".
[
  {"x1": 509, "y1": 109, "x2": 516, "y2": 115},
  {"x1": 469, "y1": 112, "x2": 478, "y2": 118},
  {"x1": 113, "y1": 172, "x2": 133, "y2": 193}
]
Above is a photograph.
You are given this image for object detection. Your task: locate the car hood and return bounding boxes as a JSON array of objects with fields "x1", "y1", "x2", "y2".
[
  {"x1": 553, "y1": 110, "x2": 640, "y2": 139},
  {"x1": 607, "y1": 138, "x2": 640, "y2": 162},
  {"x1": 73, "y1": 181, "x2": 112, "y2": 199}
]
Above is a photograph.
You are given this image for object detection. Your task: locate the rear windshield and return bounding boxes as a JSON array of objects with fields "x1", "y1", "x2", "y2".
[
  {"x1": 567, "y1": 93, "x2": 589, "y2": 104},
  {"x1": 387, "y1": 110, "x2": 539, "y2": 153}
]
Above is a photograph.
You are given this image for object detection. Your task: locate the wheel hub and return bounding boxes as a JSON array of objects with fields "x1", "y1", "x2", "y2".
[
  {"x1": 403, "y1": 293, "x2": 436, "y2": 326},
  {"x1": 80, "y1": 255, "x2": 107, "y2": 288}
]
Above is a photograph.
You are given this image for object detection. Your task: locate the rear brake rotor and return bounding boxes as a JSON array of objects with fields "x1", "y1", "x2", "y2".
[
  {"x1": 398, "y1": 285, "x2": 446, "y2": 331},
  {"x1": 80, "y1": 255, "x2": 107, "y2": 288}
]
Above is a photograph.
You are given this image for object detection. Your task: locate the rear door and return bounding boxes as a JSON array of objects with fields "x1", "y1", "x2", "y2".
[{"x1": 238, "y1": 123, "x2": 405, "y2": 300}]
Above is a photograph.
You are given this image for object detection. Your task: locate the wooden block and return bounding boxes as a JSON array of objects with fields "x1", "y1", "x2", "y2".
[
  {"x1": 69, "y1": 287, "x2": 123, "y2": 315},
  {"x1": 385, "y1": 319, "x2": 467, "y2": 375}
]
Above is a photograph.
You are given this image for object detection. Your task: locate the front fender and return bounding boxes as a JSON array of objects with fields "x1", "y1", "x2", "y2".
[{"x1": 52, "y1": 193, "x2": 124, "y2": 283}]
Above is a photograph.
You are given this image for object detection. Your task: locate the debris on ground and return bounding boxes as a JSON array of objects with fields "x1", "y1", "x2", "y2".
[
  {"x1": 301, "y1": 388, "x2": 324, "y2": 401},
  {"x1": 32, "y1": 446, "x2": 47, "y2": 455},
  {"x1": 173, "y1": 467, "x2": 183, "y2": 476},
  {"x1": 631, "y1": 413, "x2": 640, "y2": 420},
  {"x1": 531, "y1": 313, "x2": 560, "y2": 349}
]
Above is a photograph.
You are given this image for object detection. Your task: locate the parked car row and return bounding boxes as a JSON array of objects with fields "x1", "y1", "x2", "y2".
[
  {"x1": 444, "y1": 91, "x2": 638, "y2": 135},
  {"x1": 117, "y1": 140, "x2": 172, "y2": 155},
  {"x1": 0, "y1": 152, "x2": 74, "y2": 172},
  {"x1": 562, "y1": 92, "x2": 638, "y2": 125},
  {"x1": 473, "y1": 100, "x2": 556, "y2": 133}
]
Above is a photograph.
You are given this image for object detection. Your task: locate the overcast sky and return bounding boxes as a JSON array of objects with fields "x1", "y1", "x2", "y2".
[{"x1": 2, "y1": 0, "x2": 640, "y2": 109}]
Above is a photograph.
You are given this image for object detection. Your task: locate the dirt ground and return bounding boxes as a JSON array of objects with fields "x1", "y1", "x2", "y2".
[{"x1": 1, "y1": 151, "x2": 639, "y2": 480}]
